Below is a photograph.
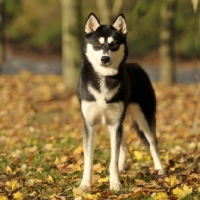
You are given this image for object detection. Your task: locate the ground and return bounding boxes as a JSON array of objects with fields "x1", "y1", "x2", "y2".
[{"x1": 0, "y1": 72, "x2": 200, "y2": 199}]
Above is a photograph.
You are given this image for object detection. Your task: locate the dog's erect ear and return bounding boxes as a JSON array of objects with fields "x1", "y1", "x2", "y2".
[
  {"x1": 112, "y1": 14, "x2": 127, "y2": 34},
  {"x1": 85, "y1": 13, "x2": 101, "y2": 34}
]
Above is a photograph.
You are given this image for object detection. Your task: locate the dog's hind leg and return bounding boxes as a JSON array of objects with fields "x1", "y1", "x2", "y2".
[
  {"x1": 118, "y1": 135, "x2": 127, "y2": 172},
  {"x1": 130, "y1": 104, "x2": 165, "y2": 175},
  {"x1": 80, "y1": 124, "x2": 96, "y2": 190},
  {"x1": 108, "y1": 123, "x2": 122, "y2": 191}
]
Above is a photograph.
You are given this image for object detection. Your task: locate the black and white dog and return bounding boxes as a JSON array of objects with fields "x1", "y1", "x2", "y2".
[{"x1": 77, "y1": 13, "x2": 165, "y2": 191}]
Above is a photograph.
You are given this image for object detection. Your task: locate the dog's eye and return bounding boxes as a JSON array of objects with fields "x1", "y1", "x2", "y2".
[
  {"x1": 94, "y1": 41, "x2": 102, "y2": 48},
  {"x1": 110, "y1": 41, "x2": 118, "y2": 48}
]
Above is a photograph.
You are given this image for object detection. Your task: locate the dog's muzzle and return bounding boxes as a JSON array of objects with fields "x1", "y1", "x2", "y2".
[{"x1": 101, "y1": 56, "x2": 110, "y2": 65}]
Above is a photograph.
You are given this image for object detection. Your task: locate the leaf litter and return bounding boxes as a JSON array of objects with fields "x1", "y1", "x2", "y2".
[{"x1": 0, "y1": 72, "x2": 200, "y2": 199}]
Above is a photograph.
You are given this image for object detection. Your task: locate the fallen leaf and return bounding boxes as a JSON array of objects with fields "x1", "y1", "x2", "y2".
[
  {"x1": 134, "y1": 150, "x2": 143, "y2": 160},
  {"x1": 173, "y1": 184, "x2": 192, "y2": 199},
  {"x1": 6, "y1": 166, "x2": 13, "y2": 173},
  {"x1": 6, "y1": 179, "x2": 19, "y2": 191},
  {"x1": 0, "y1": 196, "x2": 8, "y2": 200},
  {"x1": 153, "y1": 192, "x2": 168, "y2": 200},
  {"x1": 47, "y1": 175, "x2": 54, "y2": 183},
  {"x1": 13, "y1": 191, "x2": 23, "y2": 199},
  {"x1": 97, "y1": 176, "x2": 109, "y2": 183},
  {"x1": 165, "y1": 175, "x2": 178, "y2": 187},
  {"x1": 73, "y1": 187, "x2": 86, "y2": 198}
]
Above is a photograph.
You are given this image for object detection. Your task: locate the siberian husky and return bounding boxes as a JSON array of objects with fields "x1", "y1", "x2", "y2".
[{"x1": 77, "y1": 13, "x2": 165, "y2": 191}]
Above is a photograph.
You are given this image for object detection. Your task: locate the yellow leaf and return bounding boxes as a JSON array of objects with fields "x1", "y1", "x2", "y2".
[
  {"x1": 93, "y1": 163, "x2": 106, "y2": 173},
  {"x1": 20, "y1": 164, "x2": 27, "y2": 172},
  {"x1": 165, "y1": 175, "x2": 178, "y2": 187},
  {"x1": 54, "y1": 157, "x2": 59, "y2": 165},
  {"x1": 11, "y1": 179, "x2": 19, "y2": 191},
  {"x1": 73, "y1": 146, "x2": 83, "y2": 154},
  {"x1": 74, "y1": 197, "x2": 83, "y2": 200},
  {"x1": 93, "y1": 193, "x2": 101, "y2": 199},
  {"x1": 13, "y1": 191, "x2": 23, "y2": 200},
  {"x1": 173, "y1": 184, "x2": 193, "y2": 199},
  {"x1": 6, "y1": 166, "x2": 13, "y2": 173},
  {"x1": 6, "y1": 179, "x2": 19, "y2": 191},
  {"x1": 173, "y1": 187, "x2": 185, "y2": 199},
  {"x1": 36, "y1": 167, "x2": 44, "y2": 173},
  {"x1": 97, "y1": 176, "x2": 109, "y2": 183},
  {"x1": 49, "y1": 194, "x2": 56, "y2": 198},
  {"x1": 0, "y1": 196, "x2": 8, "y2": 200},
  {"x1": 134, "y1": 150, "x2": 143, "y2": 160},
  {"x1": 73, "y1": 187, "x2": 86, "y2": 198},
  {"x1": 170, "y1": 175, "x2": 178, "y2": 187},
  {"x1": 153, "y1": 192, "x2": 168, "y2": 200},
  {"x1": 182, "y1": 184, "x2": 193, "y2": 196},
  {"x1": 84, "y1": 193, "x2": 93, "y2": 199},
  {"x1": 60, "y1": 156, "x2": 68, "y2": 163},
  {"x1": 47, "y1": 175, "x2": 54, "y2": 182}
]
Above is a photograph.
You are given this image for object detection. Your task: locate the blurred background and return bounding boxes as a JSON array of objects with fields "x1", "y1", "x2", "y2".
[{"x1": 0, "y1": 0, "x2": 200, "y2": 89}]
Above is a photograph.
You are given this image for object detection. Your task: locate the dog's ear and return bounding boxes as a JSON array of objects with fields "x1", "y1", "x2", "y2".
[
  {"x1": 85, "y1": 13, "x2": 101, "y2": 34},
  {"x1": 112, "y1": 14, "x2": 127, "y2": 34}
]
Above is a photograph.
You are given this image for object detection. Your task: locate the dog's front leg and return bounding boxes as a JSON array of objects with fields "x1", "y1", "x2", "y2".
[
  {"x1": 108, "y1": 124, "x2": 122, "y2": 191},
  {"x1": 80, "y1": 124, "x2": 96, "y2": 190}
]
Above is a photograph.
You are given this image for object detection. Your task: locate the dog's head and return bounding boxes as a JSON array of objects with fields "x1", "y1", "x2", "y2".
[{"x1": 84, "y1": 13, "x2": 128, "y2": 76}]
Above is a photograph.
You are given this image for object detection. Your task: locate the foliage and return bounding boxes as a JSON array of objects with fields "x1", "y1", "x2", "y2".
[
  {"x1": 4, "y1": 0, "x2": 200, "y2": 58},
  {"x1": 0, "y1": 72, "x2": 200, "y2": 199},
  {"x1": 5, "y1": 0, "x2": 61, "y2": 53}
]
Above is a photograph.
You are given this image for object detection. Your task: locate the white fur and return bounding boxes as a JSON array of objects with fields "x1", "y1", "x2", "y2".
[
  {"x1": 129, "y1": 104, "x2": 165, "y2": 174},
  {"x1": 81, "y1": 97, "x2": 123, "y2": 126},
  {"x1": 87, "y1": 79, "x2": 120, "y2": 108},
  {"x1": 86, "y1": 43, "x2": 125, "y2": 76},
  {"x1": 118, "y1": 136, "x2": 127, "y2": 172},
  {"x1": 80, "y1": 124, "x2": 96, "y2": 189},
  {"x1": 80, "y1": 98, "x2": 124, "y2": 190},
  {"x1": 108, "y1": 123, "x2": 122, "y2": 190},
  {"x1": 107, "y1": 36, "x2": 114, "y2": 44},
  {"x1": 112, "y1": 16, "x2": 127, "y2": 34},
  {"x1": 85, "y1": 15, "x2": 100, "y2": 34},
  {"x1": 99, "y1": 37, "x2": 105, "y2": 44}
]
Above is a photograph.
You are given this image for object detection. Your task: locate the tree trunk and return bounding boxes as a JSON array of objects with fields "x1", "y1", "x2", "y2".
[
  {"x1": 159, "y1": 0, "x2": 176, "y2": 85},
  {"x1": 0, "y1": 0, "x2": 5, "y2": 72},
  {"x1": 112, "y1": 0, "x2": 124, "y2": 19},
  {"x1": 61, "y1": 0, "x2": 82, "y2": 90},
  {"x1": 95, "y1": 0, "x2": 111, "y2": 23}
]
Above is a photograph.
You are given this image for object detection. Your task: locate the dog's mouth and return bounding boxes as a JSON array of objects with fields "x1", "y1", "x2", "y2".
[{"x1": 100, "y1": 62, "x2": 112, "y2": 67}]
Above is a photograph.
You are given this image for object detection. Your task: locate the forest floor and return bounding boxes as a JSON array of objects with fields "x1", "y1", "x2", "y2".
[{"x1": 0, "y1": 73, "x2": 200, "y2": 199}]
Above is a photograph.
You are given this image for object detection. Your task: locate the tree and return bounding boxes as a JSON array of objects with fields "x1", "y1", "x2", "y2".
[
  {"x1": 61, "y1": 0, "x2": 82, "y2": 90},
  {"x1": 159, "y1": 0, "x2": 176, "y2": 85},
  {"x1": 95, "y1": 0, "x2": 124, "y2": 23},
  {"x1": 0, "y1": 0, "x2": 5, "y2": 72}
]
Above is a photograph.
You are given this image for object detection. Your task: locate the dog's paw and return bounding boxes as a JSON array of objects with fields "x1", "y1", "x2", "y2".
[
  {"x1": 79, "y1": 183, "x2": 91, "y2": 191},
  {"x1": 157, "y1": 168, "x2": 166, "y2": 175},
  {"x1": 110, "y1": 182, "x2": 122, "y2": 191}
]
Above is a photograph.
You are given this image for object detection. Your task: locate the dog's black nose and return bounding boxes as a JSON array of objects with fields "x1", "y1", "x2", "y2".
[{"x1": 101, "y1": 56, "x2": 110, "y2": 64}]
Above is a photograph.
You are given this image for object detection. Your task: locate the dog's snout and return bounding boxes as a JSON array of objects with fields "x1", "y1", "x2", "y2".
[{"x1": 101, "y1": 56, "x2": 110, "y2": 64}]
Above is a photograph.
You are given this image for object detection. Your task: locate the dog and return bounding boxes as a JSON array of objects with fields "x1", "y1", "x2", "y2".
[{"x1": 77, "y1": 13, "x2": 165, "y2": 191}]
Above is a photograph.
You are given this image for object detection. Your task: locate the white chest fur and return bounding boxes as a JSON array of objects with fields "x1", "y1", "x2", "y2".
[
  {"x1": 81, "y1": 100, "x2": 124, "y2": 125},
  {"x1": 88, "y1": 77, "x2": 120, "y2": 108},
  {"x1": 81, "y1": 79, "x2": 124, "y2": 125}
]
